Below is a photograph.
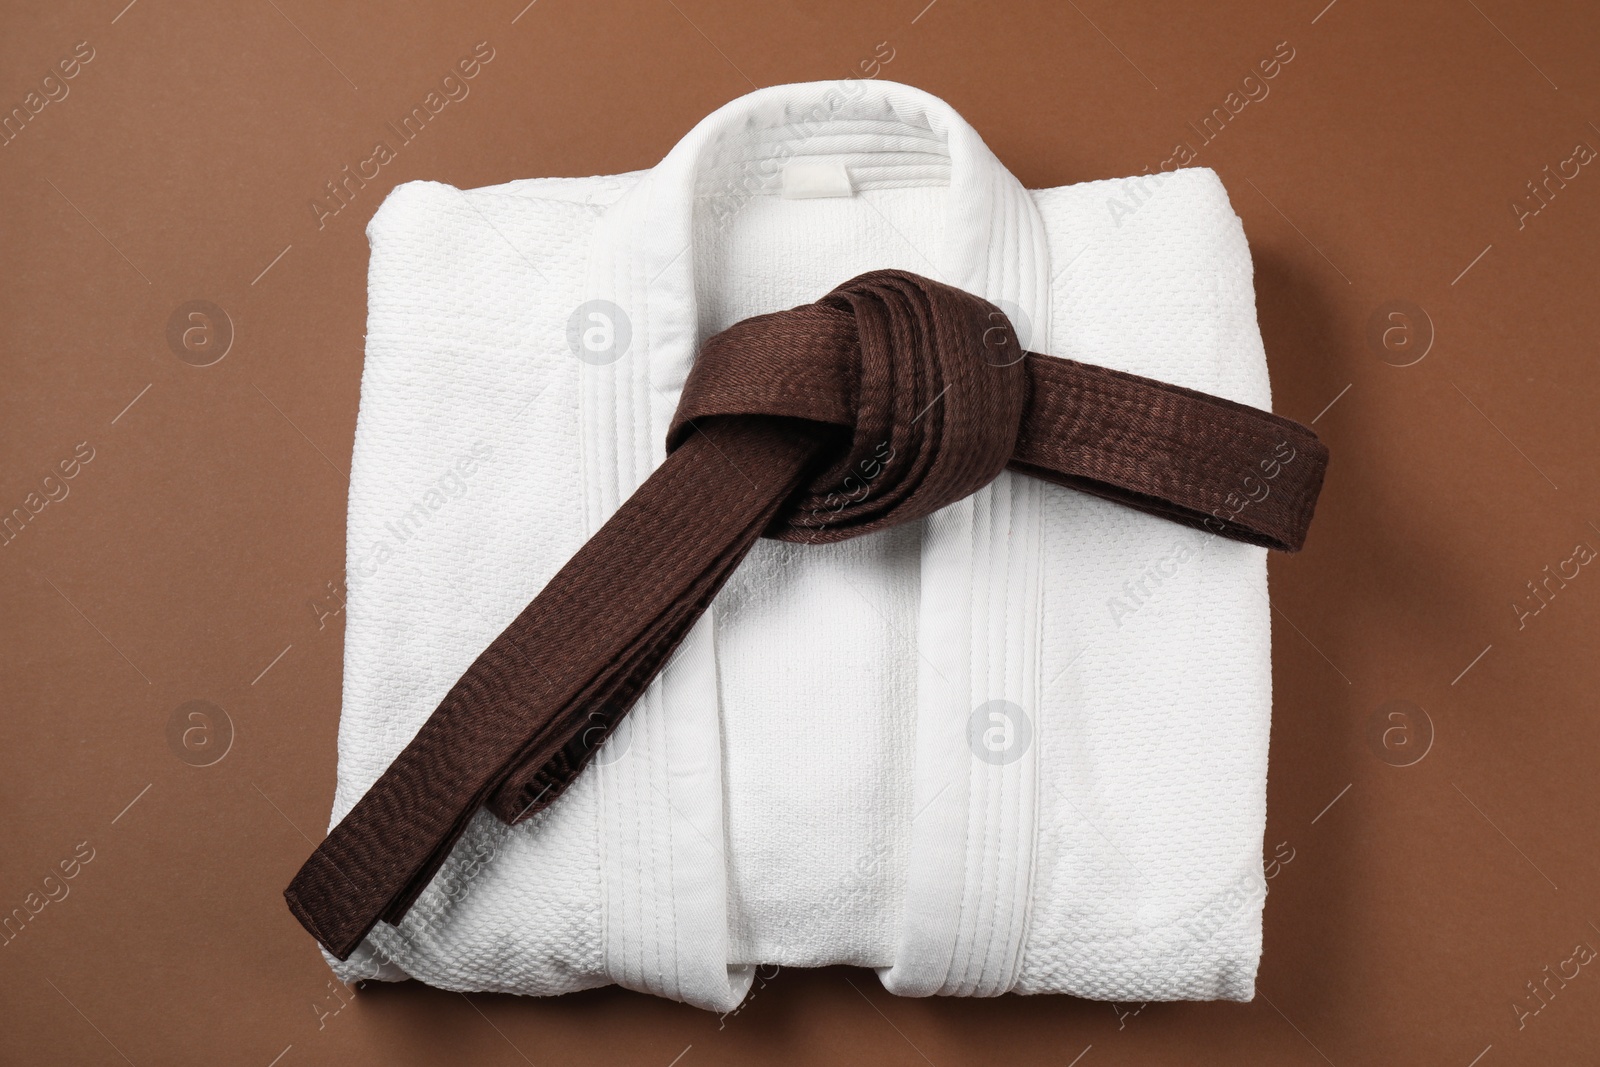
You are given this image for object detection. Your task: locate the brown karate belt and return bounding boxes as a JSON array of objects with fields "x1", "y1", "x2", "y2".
[{"x1": 285, "y1": 268, "x2": 1329, "y2": 961}]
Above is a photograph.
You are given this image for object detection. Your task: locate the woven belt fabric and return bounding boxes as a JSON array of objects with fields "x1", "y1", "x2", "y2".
[{"x1": 285, "y1": 269, "x2": 1328, "y2": 961}]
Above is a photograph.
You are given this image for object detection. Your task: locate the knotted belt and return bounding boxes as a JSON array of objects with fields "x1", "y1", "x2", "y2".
[{"x1": 286, "y1": 269, "x2": 1328, "y2": 960}]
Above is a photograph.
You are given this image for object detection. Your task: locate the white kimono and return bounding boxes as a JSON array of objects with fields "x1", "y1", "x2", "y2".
[{"x1": 329, "y1": 79, "x2": 1276, "y2": 1010}]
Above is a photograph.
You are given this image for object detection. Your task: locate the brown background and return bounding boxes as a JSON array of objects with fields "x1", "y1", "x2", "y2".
[{"x1": 3, "y1": 0, "x2": 1598, "y2": 1063}]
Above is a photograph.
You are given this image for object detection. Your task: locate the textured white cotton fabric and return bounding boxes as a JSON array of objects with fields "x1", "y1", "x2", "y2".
[{"x1": 325, "y1": 80, "x2": 1275, "y2": 1009}]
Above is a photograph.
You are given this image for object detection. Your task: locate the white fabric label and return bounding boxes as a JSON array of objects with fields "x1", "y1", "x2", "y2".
[{"x1": 781, "y1": 161, "x2": 854, "y2": 199}]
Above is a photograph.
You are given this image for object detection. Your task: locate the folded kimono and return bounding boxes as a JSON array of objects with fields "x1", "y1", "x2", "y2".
[{"x1": 317, "y1": 79, "x2": 1305, "y2": 1011}]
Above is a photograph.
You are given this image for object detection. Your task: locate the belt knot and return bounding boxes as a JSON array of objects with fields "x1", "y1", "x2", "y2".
[{"x1": 669, "y1": 270, "x2": 1027, "y2": 543}]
